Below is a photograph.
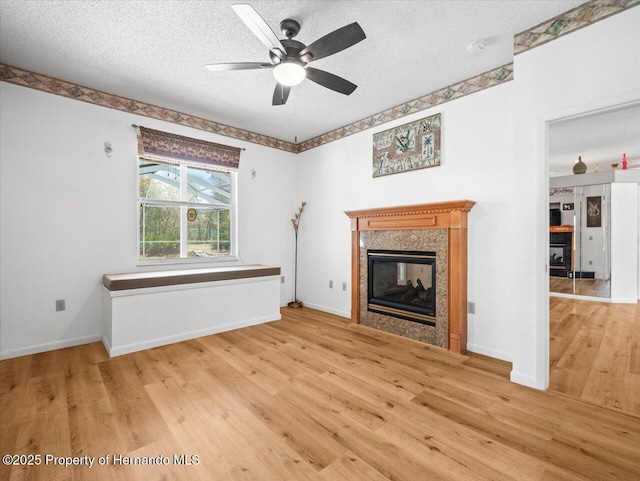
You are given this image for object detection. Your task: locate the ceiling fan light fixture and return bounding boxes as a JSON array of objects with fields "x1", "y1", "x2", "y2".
[
  {"x1": 207, "y1": 5, "x2": 365, "y2": 105},
  {"x1": 273, "y1": 62, "x2": 306, "y2": 86}
]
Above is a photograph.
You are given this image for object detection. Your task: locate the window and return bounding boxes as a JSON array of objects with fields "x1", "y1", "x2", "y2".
[{"x1": 137, "y1": 127, "x2": 240, "y2": 262}]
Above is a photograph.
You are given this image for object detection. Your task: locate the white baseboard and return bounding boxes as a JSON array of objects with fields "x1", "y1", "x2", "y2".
[
  {"x1": 466, "y1": 343, "x2": 512, "y2": 362},
  {"x1": 510, "y1": 370, "x2": 545, "y2": 390},
  {"x1": 611, "y1": 297, "x2": 638, "y2": 304},
  {"x1": 107, "y1": 314, "x2": 281, "y2": 357},
  {"x1": 101, "y1": 335, "x2": 112, "y2": 356},
  {"x1": 550, "y1": 292, "x2": 639, "y2": 304},
  {"x1": 300, "y1": 301, "x2": 350, "y2": 319},
  {"x1": 550, "y1": 292, "x2": 612, "y2": 303},
  {"x1": 0, "y1": 333, "x2": 102, "y2": 360}
]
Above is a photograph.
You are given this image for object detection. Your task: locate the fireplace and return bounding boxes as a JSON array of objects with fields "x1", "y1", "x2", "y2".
[
  {"x1": 345, "y1": 200, "x2": 475, "y2": 354},
  {"x1": 549, "y1": 226, "x2": 573, "y2": 278},
  {"x1": 367, "y1": 250, "x2": 436, "y2": 325},
  {"x1": 549, "y1": 243, "x2": 571, "y2": 276}
]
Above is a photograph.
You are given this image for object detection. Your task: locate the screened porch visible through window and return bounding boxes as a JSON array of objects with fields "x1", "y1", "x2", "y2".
[{"x1": 136, "y1": 126, "x2": 240, "y2": 262}]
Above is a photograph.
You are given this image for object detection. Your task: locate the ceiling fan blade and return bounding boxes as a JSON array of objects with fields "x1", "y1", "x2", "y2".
[
  {"x1": 272, "y1": 83, "x2": 291, "y2": 106},
  {"x1": 232, "y1": 4, "x2": 286, "y2": 58},
  {"x1": 299, "y1": 22, "x2": 365, "y2": 62},
  {"x1": 205, "y1": 62, "x2": 274, "y2": 71},
  {"x1": 305, "y1": 67, "x2": 357, "y2": 95}
]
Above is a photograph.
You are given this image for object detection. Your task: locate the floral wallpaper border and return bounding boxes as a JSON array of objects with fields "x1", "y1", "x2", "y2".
[
  {"x1": 0, "y1": 63, "x2": 298, "y2": 154},
  {"x1": 297, "y1": 64, "x2": 512, "y2": 153},
  {"x1": 514, "y1": 0, "x2": 639, "y2": 55},
  {"x1": 0, "y1": 0, "x2": 636, "y2": 154}
]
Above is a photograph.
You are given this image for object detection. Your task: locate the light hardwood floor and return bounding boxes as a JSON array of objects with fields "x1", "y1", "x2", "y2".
[
  {"x1": 2, "y1": 308, "x2": 639, "y2": 481},
  {"x1": 549, "y1": 277, "x2": 611, "y2": 298},
  {"x1": 549, "y1": 296, "x2": 640, "y2": 416}
]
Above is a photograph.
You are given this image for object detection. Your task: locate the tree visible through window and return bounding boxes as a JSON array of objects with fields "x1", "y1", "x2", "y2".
[{"x1": 138, "y1": 160, "x2": 235, "y2": 261}]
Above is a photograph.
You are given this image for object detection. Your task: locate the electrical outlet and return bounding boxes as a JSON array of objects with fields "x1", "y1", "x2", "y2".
[
  {"x1": 329, "y1": 280, "x2": 333, "y2": 288},
  {"x1": 342, "y1": 282, "x2": 347, "y2": 291},
  {"x1": 467, "y1": 301, "x2": 475, "y2": 314},
  {"x1": 280, "y1": 276, "x2": 285, "y2": 284},
  {"x1": 589, "y1": 260, "x2": 593, "y2": 265},
  {"x1": 56, "y1": 299, "x2": 65, "y2": 312}
]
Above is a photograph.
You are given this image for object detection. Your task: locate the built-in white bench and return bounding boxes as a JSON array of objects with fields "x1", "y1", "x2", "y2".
[{"x1": 102, "y1": 265, "x2": 281, "y2": 357}]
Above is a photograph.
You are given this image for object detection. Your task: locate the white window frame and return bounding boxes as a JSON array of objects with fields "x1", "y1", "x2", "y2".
[{"x1": 137, "y1": 161, "x2": 238, "y2": 265}]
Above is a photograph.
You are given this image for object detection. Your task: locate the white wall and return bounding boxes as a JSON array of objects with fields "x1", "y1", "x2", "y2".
[
  {"x1": 296, "y1": 82, "x2": 516, "y2": 361},
  {"x1": 0, "y1": 82, "x2": 298, "y2": 358},
  {"x1": 611, "y1": 182, "x2": 639, "y2": 302},
  {"x1": 512, "y1": 7, "x2": 640, "y2": 388}
]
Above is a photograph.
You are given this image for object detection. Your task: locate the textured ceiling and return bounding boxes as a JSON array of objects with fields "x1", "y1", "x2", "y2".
[
  {"x1": 0, "y1": 0, "x2": 585, "y2": 143},
  {"x1": 549, "y1": 103, "x2": 640, "y2": 176}
]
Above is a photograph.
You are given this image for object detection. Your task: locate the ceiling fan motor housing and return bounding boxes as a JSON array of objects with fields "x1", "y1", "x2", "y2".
[
  {"x1": 280, "y1": 19, "x2": 301, "y2": 39},
  {"x1": 270, "y1": 39, "x2": 307, "y2": 64}
]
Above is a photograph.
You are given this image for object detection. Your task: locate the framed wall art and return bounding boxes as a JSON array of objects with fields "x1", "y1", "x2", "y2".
[
  {"x1": 372, "y1": 113, "x2": 441, "y2": 177},
  {"x1": 586, "y1": 196, "x2": 601, "y2": 228}
]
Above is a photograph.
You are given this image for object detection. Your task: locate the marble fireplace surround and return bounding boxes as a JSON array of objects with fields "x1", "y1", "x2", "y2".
[{"x1": 345, "y1": 201, "x2": 475, "y2": 354}]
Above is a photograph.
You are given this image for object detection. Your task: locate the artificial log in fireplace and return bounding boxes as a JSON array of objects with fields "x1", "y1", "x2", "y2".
[{"x1": 345, "y1": 200, "x2": 475, "y2": 354}]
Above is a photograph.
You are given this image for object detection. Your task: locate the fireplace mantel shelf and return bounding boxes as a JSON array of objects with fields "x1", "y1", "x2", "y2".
[
  {"x1": 549, "y1": 225, "x2": 574, "y2": 233},
  {"x1": 345, "y1": 200, "x2": 476, "y2": 219},
  {"x1": 345, "y1": 200, "x2": 475, "y2": 354}
]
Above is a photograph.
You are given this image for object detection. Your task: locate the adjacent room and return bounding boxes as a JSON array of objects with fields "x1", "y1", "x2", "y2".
[{"x1": 1, "y1": 1, "x2": 639, "y2": 480}]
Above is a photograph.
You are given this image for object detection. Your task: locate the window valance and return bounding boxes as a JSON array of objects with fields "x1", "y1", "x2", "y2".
[{"x1": 138, "y1": 126, "x2": 241, "y2": 172}]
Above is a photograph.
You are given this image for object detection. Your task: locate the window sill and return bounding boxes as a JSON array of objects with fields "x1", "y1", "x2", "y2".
[{"x1": 136, "y1": 255, "x2": 239, "y2": 267}]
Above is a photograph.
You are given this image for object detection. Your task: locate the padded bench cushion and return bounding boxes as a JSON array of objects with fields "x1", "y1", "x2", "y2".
[{"x1": 103, "y1": 265, "x2": 280, "y2": 291}]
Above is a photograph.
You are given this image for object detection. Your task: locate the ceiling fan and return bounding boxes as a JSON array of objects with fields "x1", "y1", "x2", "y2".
[{"x1": 205, "y1": 4, "x2": 366, "y2": 106}]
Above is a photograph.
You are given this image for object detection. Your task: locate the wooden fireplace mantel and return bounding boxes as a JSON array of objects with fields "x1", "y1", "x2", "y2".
[
  {"x1": 549, "y1": 225, "x2": 574, "y2": 233},
  {"x1": 345, "y1": 200, "x2": 475, "y2": 354}
]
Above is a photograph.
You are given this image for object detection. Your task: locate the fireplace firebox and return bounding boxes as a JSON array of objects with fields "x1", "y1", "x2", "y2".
[
  {"x1": 367, "y1": 250, "x2": 436, "y2": 326},
  {"x1": 549, "y1": 228, "x2": 573, "y2": 277}
]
